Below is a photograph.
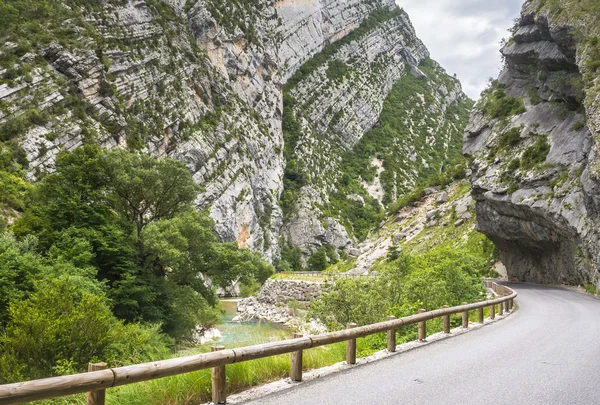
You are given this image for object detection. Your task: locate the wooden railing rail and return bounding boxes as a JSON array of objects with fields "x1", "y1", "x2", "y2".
[{"x1": 0, "y1": 281, "x2": 516, "y2": 405}]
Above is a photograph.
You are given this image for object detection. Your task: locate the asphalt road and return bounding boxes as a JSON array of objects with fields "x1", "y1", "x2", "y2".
[{"x1": 243, "y1": 283, "x2": 600, "y2": 405}]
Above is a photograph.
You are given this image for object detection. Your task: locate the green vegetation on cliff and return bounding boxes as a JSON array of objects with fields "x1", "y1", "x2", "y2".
[
  {"x1": 481, "y1": 80, "x2": 526, "y2": 119},
  {"x1": 280, "y1": 6, "x2": 406, "y2": 220},
  {"x1": 282, "y1": 28, "x2": 472, "y2": 245},
  {"x1": 533, "y1": 0, "x2": 600, "y2": 159},
  {"x1": 324, "y1": 59, "x2": 472, "y2": 240},
  {"x1": 334, "y1": 58, "x2": 472, "y2": 203},
  {"x1": 284, "y1": 7, "x2": 405, "y2": 89}
]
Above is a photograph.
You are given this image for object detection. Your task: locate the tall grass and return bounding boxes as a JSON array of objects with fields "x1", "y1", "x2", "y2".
[
  {"x1": 107, "y1": 343, "x2": 347, "y2": 405},
  {"x1": 31, "y1": 305, "x2": 499, "y2": 405}
]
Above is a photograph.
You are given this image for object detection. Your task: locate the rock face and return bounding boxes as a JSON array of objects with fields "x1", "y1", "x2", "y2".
[
  {"x1": 236, "y1": 278, "x2": 322, "y2": 323},
  {"x1": 464, "y1": 0, "x2": 600, "y2": 285},
  {"x1": 0, "y1": 0, "x2": 469, "y2": 261},
  {"x1": 281, "y1": 9, "x2": 471, "y2": 257},
  {"x1": 347, "y1": 180, "x2": 481, "y2": 275}
]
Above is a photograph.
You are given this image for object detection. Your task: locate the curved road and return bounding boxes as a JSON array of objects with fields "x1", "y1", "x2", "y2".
[{"x1": 243, "y1": 283, "x2": 600, "y2": 405}]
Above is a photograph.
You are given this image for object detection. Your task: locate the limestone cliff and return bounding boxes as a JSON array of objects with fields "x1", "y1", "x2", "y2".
[
  {"x1": 0, "y1": 0, "x2": 470, "y2": 262},
  {"x1": 464, "y1": 0, "x2": 600, "y2": 285}
]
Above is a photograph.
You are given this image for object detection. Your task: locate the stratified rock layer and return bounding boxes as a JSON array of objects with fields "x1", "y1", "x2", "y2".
[
  {"x1": 0, "y1": 0, "x2": 468, "y2": 260},
  {"x1": 465, "y1": 0, "x2": 600, "y2": 285}
]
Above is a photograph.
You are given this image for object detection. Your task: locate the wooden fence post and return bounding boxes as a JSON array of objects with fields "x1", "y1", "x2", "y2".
[
  {"x1": 498, "y1": 301, "x2": 504, "y2": 316},
  {"x1": 290, "y1": 333, "x2": 303, "y2": 381},
  {"x1": 87, "y1": 363, "x2": 107, "y2": 405},
  {"x1": 477, "y1": 307, "x2": 484, "y2": 324},
  {"x1": 418, "y1": 308, "x2": 426, "y2": 341},
  {"x1": 490, "y1": 303, "x2": 495, "y2": 320},
  {"x1": 443, "y1": 305, "x2": 450, "y2": 334},
  {"x1": 461, "y1": 303, "x2": 469, "y2": 328},
  {"x1": 211, "y1": 346, "x2": 226, "y2": 404},
  {"x1": 505, "y1": 300, "x2": 510, "y2": 312},
  {"x1": 387, "y1": 316, "x2": 396, "y2": 352},
  {"x1": 346, "y1": 323, "x2": 357, "y2": 365}
]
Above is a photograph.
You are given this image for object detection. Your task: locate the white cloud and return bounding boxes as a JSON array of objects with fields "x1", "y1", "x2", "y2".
[{"x1": 397, "y1": 0, "x2": 524, "y2": 99}]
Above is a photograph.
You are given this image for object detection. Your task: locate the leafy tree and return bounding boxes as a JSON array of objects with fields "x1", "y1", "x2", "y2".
[
  {"x1": 279, "y1": 243, "x2": 304, "y2": 272},
  {"x1": 308, "y1": 247, "x2": 328, "y2": 271},
  {"x1": 140, "y1": 210, "x2": 273, "y2": 339},
  {"x1": 0, "y1": 277, "x2": 170, "y2": 383},
  {"x1": 0, "y1": 233, "x2": 43, "y2": 325},
  {"x1": 101, "y1": 150, "x2": 201, "y2": 235},
  {"x1": 9, "y1": 146, "x2": 273, "y2": 344}
]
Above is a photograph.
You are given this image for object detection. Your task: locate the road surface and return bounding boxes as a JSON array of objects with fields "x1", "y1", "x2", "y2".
[{"x1": 243, "y1": 283, "x2": 600, "y2": 405}]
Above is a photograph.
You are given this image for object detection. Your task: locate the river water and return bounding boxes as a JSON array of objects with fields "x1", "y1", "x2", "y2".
[{"x1": 214, "y1": 299, "x2": 290, "y2": 347}]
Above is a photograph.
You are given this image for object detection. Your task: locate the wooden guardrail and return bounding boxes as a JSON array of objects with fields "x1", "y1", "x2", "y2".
[{"x1": 0, "y1": 281, "x2": 516, "y2": 405}]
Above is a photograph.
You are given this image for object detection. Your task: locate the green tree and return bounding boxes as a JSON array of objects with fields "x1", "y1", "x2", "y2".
[
  {"x1": 280, "y1": 243, "x2": 304, "y2": 272},
  {"x1": 101, "y1": 149, "x2": 201, "y2": 235},
  {"x1": 10, "y1": 146, "x2": 274, "y2": 342},
  {"x1": 0, "y1": 233, "x2": 43, "y2": 325},
  {"x1": 0, "y1": 277, "x2": 170, "y2": 383},
  {"x1": 308, "y1": 247, "x2": 328, "y2": 271},
  {"x1": 140, "y1": 210, "x2": 273, "y2": 340}
]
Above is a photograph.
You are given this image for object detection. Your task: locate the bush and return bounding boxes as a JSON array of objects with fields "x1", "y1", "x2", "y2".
[
  {"x1": 498, "y1": 126, "x2": 523, "y2": 149},
  {"x1": 239, "y1": 280, "x2": 261, "y2": 297},
  {"x1": 308, "y1": 248, "x2": 486, "y2": 331},
  {"x1": 0, "y1": 277, "x2": 171, "y2": 383},
  {"x1": 327, "y1": 60, "x2": 350, "y2": 82},
  {"x1": 308, "y1": 247, "x2": 329, "y2": 271},
  {"x1": 506, "y1": 158, "x2": 521, "y2": 173},
  {"x1": 521, "y1": 135, "x2": 551, "y2": 170},
  {"x1": 482, "y1": 81, "x2": 526, "y2": 119},
  {"x1": 528, "y1": 87, "x2": 542, "y2": 105},
  {"x1": 573, "y1": 120, "x2": 586, "y2": 131},
  {"x1": 0, "y1": 171, "x2": 31, "y2": 212}
]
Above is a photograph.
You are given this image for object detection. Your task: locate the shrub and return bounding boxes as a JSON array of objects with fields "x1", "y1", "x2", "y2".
[
  {"x1": 0, "y1": 278, "x2": 171, "y2": 383},
  {"x1": 327, "y1": 60, "x2": 350, "y2": 82},
  {"x1": 482, "y1": 81, "x2": 526, "y2": 119},
  {"x1": 498, "y1": 126, "x2": 523, "y2": 149},
  {"x1": 308, "y1": 248, "x2": 486, "y2": 331},
  {"x1": 573, "y1": 119, "x2": 586, "y2": 131},
  {"x1": 521, "y1": 135, "x2": 551, "y2": 170},
  {"x1": 506, "y1": 158, "x2": 521, "y2": 173},
  {"x1": 308, "y1": 247, "x2": 329, "y2": 272},
  {"x1": 528, "y1": 87, "x2": 542, "y2": 105},
  {"x1": 0, "y1": 171, "x2": 31, "y2": 212}
]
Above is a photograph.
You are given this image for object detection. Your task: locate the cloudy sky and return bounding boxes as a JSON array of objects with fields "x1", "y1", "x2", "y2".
[{"x1": 397, "y1": 0, "x2": 524, "y2": 99}]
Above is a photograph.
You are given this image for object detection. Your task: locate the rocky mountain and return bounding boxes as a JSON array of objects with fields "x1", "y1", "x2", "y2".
[
  {"x1": 464, "y1": 0, "x2": 600, "y2": 285},
  {"x1": 0, "y1": 0, "x2": 471, "y2": 263}
]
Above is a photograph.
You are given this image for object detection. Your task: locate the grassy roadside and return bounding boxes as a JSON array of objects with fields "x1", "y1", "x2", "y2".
[{"x1": 30, "y1": 300, "x2": 501, "y2": 405}]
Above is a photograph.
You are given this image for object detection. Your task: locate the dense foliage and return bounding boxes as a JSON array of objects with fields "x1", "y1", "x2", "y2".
[
  {"x1": 308, "y1": 247, "x2": 487, "y2": 331},
  {"x1": 0, "y1": 146, "x2": 273, "y2": 383}
]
